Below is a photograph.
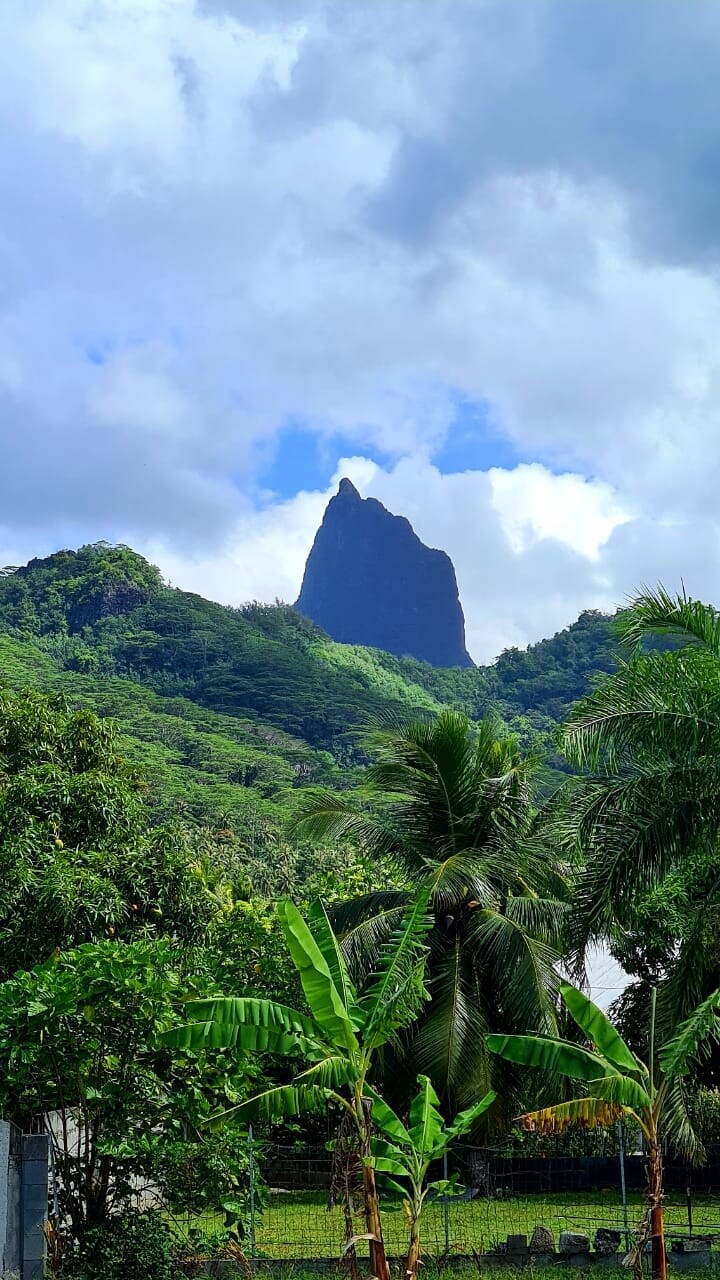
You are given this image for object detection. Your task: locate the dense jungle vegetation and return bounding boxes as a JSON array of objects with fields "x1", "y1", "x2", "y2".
[
  {"x1": 4, "y1": 545, "x2": 712, "y2": 1280},
  {"x1": 0, "y1": 543, "x2": 616, "y2": 891}
]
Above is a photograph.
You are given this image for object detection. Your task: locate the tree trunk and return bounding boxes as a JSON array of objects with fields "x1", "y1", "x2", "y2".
[
  {"x1": 647, "y1": 1140, "x2": 667, "y2": 1280},
  {"x1": 362, "y1": 1159, "x2": 390, "y2": 1280},
  {"x1": 404, "y1": 1217, "x2": 421, "y2": 1280}
]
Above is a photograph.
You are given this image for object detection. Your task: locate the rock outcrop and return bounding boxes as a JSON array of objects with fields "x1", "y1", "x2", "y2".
[{"x1": 295, "y1": 479, "x2": 473, "y2": 667}]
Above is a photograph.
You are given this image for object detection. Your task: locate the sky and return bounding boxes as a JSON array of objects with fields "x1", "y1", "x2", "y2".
[{"x1": 3, "y1": 0, "x2": 720, "y2": 662}]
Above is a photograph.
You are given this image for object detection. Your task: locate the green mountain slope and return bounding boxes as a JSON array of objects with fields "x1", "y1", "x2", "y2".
[{"x1": 0, "y1": 543, "x2": 618, "y2": 832}]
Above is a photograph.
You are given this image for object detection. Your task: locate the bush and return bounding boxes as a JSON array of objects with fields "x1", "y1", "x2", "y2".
[{"x1": 60, "y1": 1212, "x2": 174, "y2": 1280}]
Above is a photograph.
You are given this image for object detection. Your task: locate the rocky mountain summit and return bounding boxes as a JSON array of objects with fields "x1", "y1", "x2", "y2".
[{"x1": 295, "y1": 479, "x2": 473, "y2": 667}]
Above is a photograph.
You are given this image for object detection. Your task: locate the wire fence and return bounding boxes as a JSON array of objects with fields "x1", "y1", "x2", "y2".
[
  {"x1": 156, "y1": 1133, "x2": 720, "y2": 1264},
  {"x1": 218, "y1": 1139, "x2": 720, "y2": 1262}
]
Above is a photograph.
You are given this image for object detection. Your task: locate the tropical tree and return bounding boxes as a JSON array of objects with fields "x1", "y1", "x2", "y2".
[
  {"x1": 0, "y1": 688, "x2": 228, "y2": 977},
  {"x1": 0, "y1": 939, "x2": 260, "y2": 1238},
  {"x1": 370, "y1": 1076, "x2": 495, "y2": 1278},
  {"x1": 487, "y1": 981, "x2": 720, "y2": 1280},
  {"x1": 292, "y1": 711, "x2": 568, "y2": 1111},
  {"x1": 557, "y1": 587, "x2": 720, "y2": 1022},
  {"x1": 164, "y1": 892, "x2": 432, "y2": 1280}
]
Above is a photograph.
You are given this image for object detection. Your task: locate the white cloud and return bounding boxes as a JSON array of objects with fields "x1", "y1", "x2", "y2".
[
  {"x1": 488, "y1": 464, "x2": 631, "y2": 559},
  {"x1": 2, "y1": 1, "x2": 720, "y2": 659}
]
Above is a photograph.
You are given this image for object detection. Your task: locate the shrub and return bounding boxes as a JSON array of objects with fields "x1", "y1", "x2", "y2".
[{"x1": 60, "y1": 1212, "x2": 174, "y2": 1280}]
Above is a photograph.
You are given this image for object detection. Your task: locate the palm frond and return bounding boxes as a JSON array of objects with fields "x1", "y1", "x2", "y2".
[
  {"x1": 427, "y1": 849, "x2": 512, "y2": 911},
  {"x1": 327, "y1": 891, "x2": 410, "y2": 983},
  {"x1": 503, "y1": 896, "x2": 570, "y2": 946},
  {"x1": 663, "y1": 1075, "x2": 705, "y2": 1163},
  {"x1": 618, "y1": 586, "x2": 720, "y2": 659},
  {"x1": 659, "y1": 988, "x2": 720, "y2": 1078},
  {"x1": 470, "y1": 909, "x2": 560, "y2": 1032},
  {"x1": 562, "y1": 648, "x2": 720, "y2": 774},
  {"x1": 410, "y1": 937, "x2": 491, "y2": 1109},
  {"x1": 361, "y1": 886, "x2": 433, "y2": 1049},
  {"x1": 563, "y1": 763, "x2": 720, "y2": 935},
  {"x1": 288, "y1": 789, "x2": 401, "y2": 860}
]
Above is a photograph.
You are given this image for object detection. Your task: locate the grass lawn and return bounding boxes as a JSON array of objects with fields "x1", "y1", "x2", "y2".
[{"x1": 252, "y1": 1190, "x2": 720, "y2": 1260}]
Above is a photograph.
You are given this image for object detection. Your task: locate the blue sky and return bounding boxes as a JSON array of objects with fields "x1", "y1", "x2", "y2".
[
  {"x1": 1, "y1": 0, "x2": 720, "y2": 659},
  {"x1": 261, "y1": 398, "x2": 529, "y2": 499}
]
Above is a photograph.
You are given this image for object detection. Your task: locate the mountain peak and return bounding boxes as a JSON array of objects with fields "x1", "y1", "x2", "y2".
[{"x1": 296, "y1": 488, "x2": 473, "y2": 668}]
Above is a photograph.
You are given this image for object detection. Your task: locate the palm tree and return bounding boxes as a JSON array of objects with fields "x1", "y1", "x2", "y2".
[
  {"x1": 292, "y1": 711, "x2": 569, "y2": 1112},
  {"x1": 557, "y1": 587, "x2": 720, "y2": 1021},
  {"x1": 488, "y1": 981, "x2": 720, "y2": 1280},
  {"x1": 164, "y1": 892, "x2": 432, "y2": 1280}
]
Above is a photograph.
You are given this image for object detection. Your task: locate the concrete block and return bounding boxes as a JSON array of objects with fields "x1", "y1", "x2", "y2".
[{"x1": 559, "y1": 1231, "x2": 591, "y2": 1255}]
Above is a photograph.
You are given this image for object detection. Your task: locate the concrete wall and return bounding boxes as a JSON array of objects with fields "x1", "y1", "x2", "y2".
[{"x1": 0, "y1": 1121, "x2": 48, "y2": 1279}]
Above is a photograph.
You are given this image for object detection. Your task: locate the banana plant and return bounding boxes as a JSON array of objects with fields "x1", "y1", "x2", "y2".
[
  {"x1": 163, "y1": 889, "x2": 432, "y2": 1280},
  {"x1": 487, "y1": 981, "x2": 720, "y2": 1280},
  {"x1": 369, "y1": 1076, "x2": 495, "y2": 1279}
]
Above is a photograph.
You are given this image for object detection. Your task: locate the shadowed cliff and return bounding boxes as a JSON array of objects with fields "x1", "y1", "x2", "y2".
[{"x1": 295, "y1": 479, "x2": 473, "y2": 668}]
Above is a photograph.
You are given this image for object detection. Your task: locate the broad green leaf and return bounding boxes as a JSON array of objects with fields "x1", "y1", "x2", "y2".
[
  {"x1": 559, "y1": 983, "x2": 639, "y2": 1074},
  {"x1": 293, "y1": 1056, "x2": 359, "y2": 1091},
  {"x1": 214, "y1": 1083, "x2": 330, "y2": 1128},
  {"x1": 517, "y1": 1096, "x2": 636, "y2": 1135},
  {"x1": 446, "y1": 1090, "x2": 496, "y2": 1143},
  {"x1": 377, "y1": 1176, "x2": 410, "y2": 1200},
  {"x1": 408, "y1": 1074, "x2": 443, "y2": 1157},
  {"x1": 371, "y1": 1155, "x2": 412, "y2": 1178},
  {"x1": 593, "y1": 1073, "x2": 651, "y2": 1110},
  {"x1": 161, "y1": 997, "x2": 323, "y2": 1057},
  {"x1": 486, "y1": 1033, "x2": 614, "y2": 1081},
  {"x1": 307, "y1": 899, "x2": 361, "y2": 1029},
  {"x1": 277, "y1": 900, "x2": 358, "y2": 1053},
  {"x1": 659, "y1": 988, "x2": 720, "y2": 1078},
  {"x1": 162, "y1": 1020, "x2": 312, "y2": 1057},
  {"x1": 367, "y1": 1085, "x2": 412, "y2": 1145},
  {"x1": 427, "y1": 1177, "x2": 465, "y2": 1200},
  {"x1": 369, "y1": 1137, "x2": 411, "y2": 1179}
]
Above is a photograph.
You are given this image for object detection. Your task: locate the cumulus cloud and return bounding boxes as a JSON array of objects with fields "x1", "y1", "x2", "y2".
[
  {"x1": 141, "y1": 457, "x2": 702, "y2": 663},
  {"x1": 2, "y1": 0, "x2": 720, "y2": 657}
]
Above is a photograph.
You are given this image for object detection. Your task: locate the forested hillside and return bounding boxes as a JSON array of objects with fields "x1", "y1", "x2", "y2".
[{"x1": 0, "y1": 543, "x2": 619, "y2": 846}]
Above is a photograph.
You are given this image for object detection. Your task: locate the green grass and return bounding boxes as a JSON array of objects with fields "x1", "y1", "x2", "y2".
[{"x1": 250, "y1": 1190, "x2": 720, "y2": 1260}]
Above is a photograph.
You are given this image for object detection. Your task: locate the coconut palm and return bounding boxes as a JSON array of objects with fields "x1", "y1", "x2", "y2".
[
  {"x1": 292, "y1": 711, "x2": 569, "y2": 1112},
  {"x1": 557, "y1": 587, "x2": 720, "y2": 1019}
]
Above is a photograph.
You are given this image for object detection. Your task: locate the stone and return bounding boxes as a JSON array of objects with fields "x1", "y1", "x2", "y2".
[
  {"x1": 559, "y1": 1232, "x2": 591, "y2": 1255},
  {"x1": 295, "y1": 479, "x2": 473, "y2": 668},
  {"x1": 673, "y1": 1239, "x2": 711, "y2": 1253},
  {"x1": 505, "y1": 1234, "x2": 529, "y2": 1261},
  {"x1": 506, "y1": 1235, "x2": 527, "y2": 1251},
  {"x1": 529, "y1": 1226, "x2": 555, "y2": 1255},
  {"x1": 594, "y1": 1228, "x2": 622, "y2": 1257}
]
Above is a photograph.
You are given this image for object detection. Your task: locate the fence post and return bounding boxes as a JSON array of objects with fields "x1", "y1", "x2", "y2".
[
  {"x1": 443, "y1": 1152, "x2": 450, "y2": 1255},
  {"x1": 686, "y1": 1184, "x2": 693, "y2": 1238},
  {"x1": 248, "y1": 1124, "x2": 257, "y2": 1264},
  {"x1": 617, "y1": 1122, "x2": 630, "y2": 1252}
]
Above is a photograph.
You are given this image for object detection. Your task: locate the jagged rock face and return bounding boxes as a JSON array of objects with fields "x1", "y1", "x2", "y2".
[{"x1": 295, "y1": 479, "x2": 473, "y2": 668}]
